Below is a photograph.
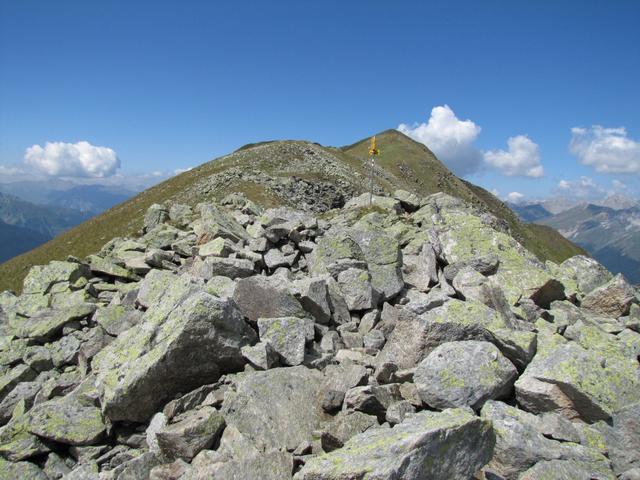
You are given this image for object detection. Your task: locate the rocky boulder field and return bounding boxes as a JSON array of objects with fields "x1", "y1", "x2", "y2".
[{"x1": 0, "y1": 190, "x2": 638, "y2": 480}]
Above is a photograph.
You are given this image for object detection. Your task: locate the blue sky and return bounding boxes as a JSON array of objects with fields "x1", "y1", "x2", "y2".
[{"x1": 1, "y1": 0, "x2": 639, "y2": 201}]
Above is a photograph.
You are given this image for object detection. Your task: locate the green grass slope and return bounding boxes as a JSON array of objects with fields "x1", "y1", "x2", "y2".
[{"x1": 0, "y1": 130, "x2": 585, "y2": 293}]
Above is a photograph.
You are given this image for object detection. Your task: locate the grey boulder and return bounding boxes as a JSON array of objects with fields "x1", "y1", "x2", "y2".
[
  {"x1": 258, "y1": 317, "x2": 307, "y2": 366},
  {"x1": 414, "y1": 340, "x2": 517, "y2": 410},
  {"x1": 233, "y1": 275, "x2": 306, "y2": 322},
  {"x1": 295, "y1": 408, "x2": 495, "y2": 480},
  {"x1": 221, "y1": 366, "x2": 328, "y2": 451},
  {"x1": 93, "y1": 287, "x2": 256, "y2": 422},
  {"x1": 156, "y1": 406, "x2": 225, "y2": 461},
  {"x1": 581, "y1": 274, "x2": 637, "y2": 317}
]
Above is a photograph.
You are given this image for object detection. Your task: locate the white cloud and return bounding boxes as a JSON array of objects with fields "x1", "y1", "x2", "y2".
[
  {"x1": 611, "y1": 179, "x2": 627, "y2": 191},
  {"x1": 569, "y1": 126, "x2": 640, "y2": 174},
  {"x1": 24, "y1": 141, "x2": 120, "y2": 178},
  {"x1": 0, "y1": 165, "x2": 26, "y2": 176},
  {"x1": 174, "y1": 167, "x2": 193, "y2": 175},
  {"x1": 506, "y1": 191, "x2": 525, "y2": 204},
  {"x1": 398, "y1": 105, "x2": 483, "y2": 176},
  {"x1": 483, "y1": 135, "x2": 544, "y2": 178},
  {"x1": 556, "y1": 176, "x2": 605, "y2": 199}
]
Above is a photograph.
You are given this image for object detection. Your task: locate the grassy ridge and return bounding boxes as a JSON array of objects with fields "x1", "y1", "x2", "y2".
[{"x1": 0, "y1": 130, "x2": 585, "y2": 294}]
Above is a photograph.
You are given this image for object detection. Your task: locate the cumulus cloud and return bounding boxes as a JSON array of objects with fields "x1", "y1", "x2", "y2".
[
  {"x1": 556, "y1": 176, "x2": 605, "y2": 199},
  {"x1": 398, "y1": 105, "x2": 483, "y2": 176},
  {"x1": 506, "y1": 191, "x2": 525, "y2": 204},
  {"x1": 483, "y1": 135, "x2": 544, "y2": 178},
  {"x1": 24, "y1": 141, "x2": 120, "y2": 178},
  {"x1": 569, "y1": 126, "x2": 640, "y2": 174}
]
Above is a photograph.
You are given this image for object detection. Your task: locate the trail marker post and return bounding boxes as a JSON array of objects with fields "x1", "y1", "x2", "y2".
[{"x1": 368, "y1": 136, "x2": 380, "y2": 206}]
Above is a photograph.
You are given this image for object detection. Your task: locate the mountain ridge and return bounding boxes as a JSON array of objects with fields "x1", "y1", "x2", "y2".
[{"x1": 0, "y1": 130, "x2": 584, "y2": 294}]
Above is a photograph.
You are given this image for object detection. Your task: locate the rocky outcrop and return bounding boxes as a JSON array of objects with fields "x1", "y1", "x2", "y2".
[{"x1": 0, "y1": 191, "x2": 637, "y2": 478}]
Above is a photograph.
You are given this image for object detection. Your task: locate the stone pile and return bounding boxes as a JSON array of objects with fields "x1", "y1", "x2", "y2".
[{"x1": 0, "y1": 190, "x2": 638, "y2": 479}]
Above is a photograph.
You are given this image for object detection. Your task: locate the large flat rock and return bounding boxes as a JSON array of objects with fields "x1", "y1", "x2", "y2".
[{"x1": 295, "y1": 408, "x2": 495, "y2": 480}]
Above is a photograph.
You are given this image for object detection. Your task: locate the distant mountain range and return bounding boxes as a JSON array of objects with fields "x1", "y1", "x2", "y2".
[
  {"x1": 0, "y1": 182, "x2": 134, "y2": 214},
  {"x1": 509, "y1": 194, "x2": 640, "y2": 284},
  {"x1": 0, "y1": 183, "x2": 136, "y2": 263}
]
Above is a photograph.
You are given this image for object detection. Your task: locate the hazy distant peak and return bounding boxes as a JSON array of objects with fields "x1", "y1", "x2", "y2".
[{"x1": 594, "y1": 193, "x2": 639, "y2": 210}]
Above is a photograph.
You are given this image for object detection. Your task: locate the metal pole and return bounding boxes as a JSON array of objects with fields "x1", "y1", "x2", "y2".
[{"x1": 368, "y1": 155, "x2": 374, "y2": 206}]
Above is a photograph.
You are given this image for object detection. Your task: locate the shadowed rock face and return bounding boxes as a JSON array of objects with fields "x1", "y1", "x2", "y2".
[{"x1": 0, "y1": 191, "x2": 636, "y2": 479}]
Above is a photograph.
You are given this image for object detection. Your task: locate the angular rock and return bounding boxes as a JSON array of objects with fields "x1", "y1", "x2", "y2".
[
  {"x1": 144, "y1": 248, "x2": 177, "y2": 268},
  {"x1": 0, "y1": 458, "x2": 48, "y2": 480},
  {"x1": 233, "y1": 275, "x2": 305, "y2": 322},
  {"x1": 197, "y1": 204, "x2": 249, "y2": 243},
  {"x1": 336, "y1": 268, "x2": 375, "y2": 311},
  {"x1": 197, "y1": 256, "x2": 255, "y2": 279},
  {"x1": 0, "y1": 381, "x2": 40, "y2": 425},
  {"x1": 376, "y1": 300, "x2": 536, "y2": 372},
  {"x1": 144, "y1": 204, "x2": 169, "y2": 231},
  {"x1": 0, "y1": 412, "x2": 51, "y2": 461},
  {"x1": 263, "y1": 248, "x2": 297, "y2": 269},
  {"x1": 43, "y1": 452, "x2": 73, "y2": 479},
  {"x1": 93, "y1": 304, "x2": 142, "y2": 336},
  {"x1": 385, "y1": 400, "x2": 416, "y2": 425},
  {"x1": 16, "y1": 303, "x2": 96, "y2": 342},
  {"x1": 241, "y1": 342, "x2": 279, "y2": 370},
  {"x1": 308, "y1": 233, "x2": 365, "y2": 276},
  {"x1": 181, "y1": 425, "x2": 293, "y2": 480},
  {"x1": 403, "y1": 243, "x2": 438, "y2": 292},
  {"x1": 443, "y1": 254, "x2": 500, "y2": 282},
  {"x1": 402, "y1": 288, "x2": 450, "y2": 314},
  {"x1": 593, "y1": 402, "x2": 640, "y2": 475},
  {"x1": 258, "y1": 317, "x2": 307, "y2": 366},
  {"x1": 22, "y1": 261, "x2": 91, "y2": 295},
  {"x1": 414, "y1": 340, "x2": 517, "y2": 410},
  {"x1": 515, "y1": 337, "x2": 639, "y2": 422},
  {"x1": 295, "y1": 408, "x2": 495, "y2": 480},
  {"x1": 363, "y1": 329, "x2": 385, "y2": 350},
  {"x1": 325, "y1": 277, "x2": 351, "y2": 325},
  {"x1": 345, "y1": 193, "x2": 402, "y2": 213},
  {"x1": 322, "y1": 363, "x2": 368, "y2": 397},
  {"x1": 347, "y1": 229, "x2": 404, "y2": 301},
  {"x1": 198, "y1": 237, "x2": 235, "y2": 257},
  {"x1": 204, "y1": 275, "x2": 236, "y2": 299},
  {"x1": 64, "y1": 462, "x2": 99, "y2": 479},
  {"x1": 319, "y1": 411, "x2": 378, "y2": 452},
  {"x1": 481, "y1": 400, "x2": 611, "y2": 480},
  {"x1": 137, "y1": 271, "x2": 193, "y2": 310},
  {"x1": 393, "y1": 189, "x2": 421, "y2": 211},
  {"x1": 221, "y1": 366, "x2": 327, "y2": 451},
  {"x1": 22, "y1": 345, "x2": 53, "y2": 372},
  {"x1": 109, "y1": 451, "x2": 160, "y2": 479},
  {"x1": 0, "y1": 364, "x2": 37, "y2": 403},
  {"x1": 344, "y1": 384, "x2": 400, "y2": 420},
  {"x1": 558, "y1": 255, "x2": 613, "y2": 297},
  {"x1": 518, "y1": 459, "x2": 615, "y2": 480},
  {"x1": 26, "y1": 395, "x2": 106, "y2": 446},
  {"x1": 93, "y1": 288, "x2": 256, "y2": 422},
  {"x1": 87, "y1": 255, "x2": 139, "y2": 282},
  {"x1": 581, "y1": 274, "x2": 637, "y2": 317},
  {"x1": 156, "y1": 407, "x2": 225, "y2": 461},
  {"x1": 293, "y1": 277, "x2": 331, "y2": 324},
  {"x1": 435, "y1": 209, "x2": 555, "y2": 305}
]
